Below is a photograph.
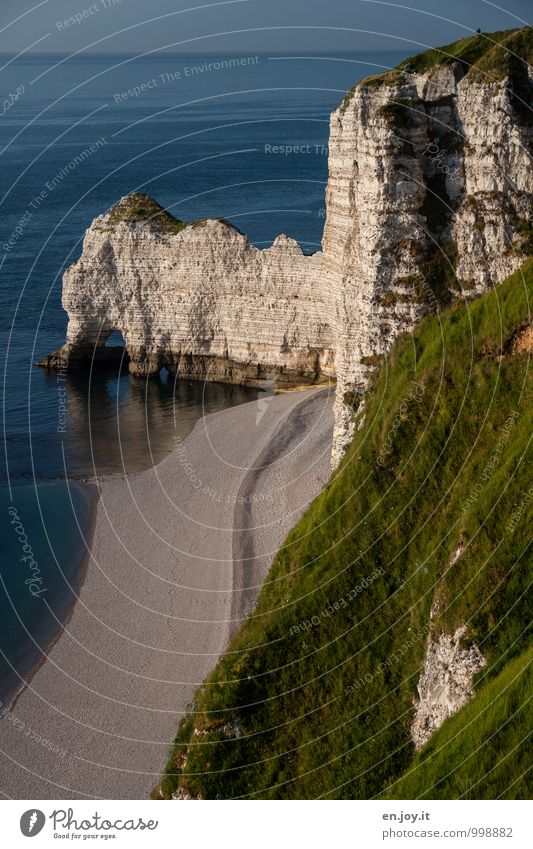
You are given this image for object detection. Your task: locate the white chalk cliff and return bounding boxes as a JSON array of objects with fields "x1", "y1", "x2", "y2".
[
  {"x1": 41, "y1": 28, "x2": 532, "y2": 464},
  {"x1": 43, "y1": 202, "x2": 334, "y2": 387}
]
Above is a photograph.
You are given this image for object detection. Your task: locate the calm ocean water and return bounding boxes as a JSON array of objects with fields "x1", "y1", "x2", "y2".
[
  {"x1": 1, "y1": 480, "x2": 98, "y2": 709},
  {"x1": 0, "y1": 49, "x2": 409, "y2": 706}
]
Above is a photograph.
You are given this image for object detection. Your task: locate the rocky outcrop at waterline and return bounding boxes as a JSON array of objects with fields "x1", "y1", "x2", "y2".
[{"x1": 38, "y1": 195, "x2": 334, "y2": 387}]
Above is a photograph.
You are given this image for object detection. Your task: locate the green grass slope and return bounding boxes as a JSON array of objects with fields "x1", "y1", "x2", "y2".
[
  {"x1": 397, "y1": 27, "x2": 532, "y2": 78},
  {"x1": 341, "y1": 27, "x2": 532, "y2": 105},
  {"x1": 155, "y1": 259, "x2": 532, "y2": 799}
]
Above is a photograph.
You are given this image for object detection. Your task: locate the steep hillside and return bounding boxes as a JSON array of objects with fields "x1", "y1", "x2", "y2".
[{"x1": 154, "y1": 258, "x2": 532, "y2": 800}]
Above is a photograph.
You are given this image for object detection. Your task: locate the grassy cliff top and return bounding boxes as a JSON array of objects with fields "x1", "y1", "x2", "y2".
[
  {"x1": 340, "y1": 26, "x2": 532, "y2": 107},
  {"x1": 104, "y1": 192, "x2": 243, "y2": 236},
  {"x1": 106, "y1": 193, "x2": 188, "y2": 233},
  {"x1": 397, "y1": 27, "x2": 532, "y2": 77}
]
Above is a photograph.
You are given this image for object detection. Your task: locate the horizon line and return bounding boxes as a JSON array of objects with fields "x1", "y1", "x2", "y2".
[{"x1": 0, "y1": 47, "x2": 413, "y2": 57}]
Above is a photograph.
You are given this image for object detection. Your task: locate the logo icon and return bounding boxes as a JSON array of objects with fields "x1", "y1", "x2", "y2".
[
  {"x1": 20, "y1": 810, "x2": 46, "y2": 837},
  {"x1": 256, "y1": 373, "x2": 278, "y2": 425}
]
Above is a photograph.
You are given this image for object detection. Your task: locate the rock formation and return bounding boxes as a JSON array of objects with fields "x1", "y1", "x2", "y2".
[
  {"x1": 40, "y1": 28, "x2": 532, "y2": 463},
  {"x1": 411, "y1": 626, "x2": 486, "y2": 750},
  {"x1": 40, "y1": 195, "x2": 334, "y2": 387},
  {"x1": 324, "y1": 28, "x2": 532, "y2": 461}
]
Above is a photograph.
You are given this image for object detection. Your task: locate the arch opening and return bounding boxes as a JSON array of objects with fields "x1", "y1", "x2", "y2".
[{"x1": 105, "y1": 329, "x2": 126, "y2": 348}]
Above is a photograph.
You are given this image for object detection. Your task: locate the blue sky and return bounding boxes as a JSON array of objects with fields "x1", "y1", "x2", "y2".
[{"x1": 0, "y1": 0, "x2": 530, "y2": 53}]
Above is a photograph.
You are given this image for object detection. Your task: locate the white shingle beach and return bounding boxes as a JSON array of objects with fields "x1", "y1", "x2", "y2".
[{"x1": 0, "y1": 386, "x2": 334, "y2": 799}]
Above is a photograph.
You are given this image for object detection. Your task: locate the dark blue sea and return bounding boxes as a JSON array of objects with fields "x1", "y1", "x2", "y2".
[{"x1": 0, "y1": 49, "x2": 409, "y2": 707}]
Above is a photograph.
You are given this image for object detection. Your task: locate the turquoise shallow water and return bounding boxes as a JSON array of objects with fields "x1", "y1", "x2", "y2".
[{"x1": 0, "y1": 480, "x2": 98, "y2": 711}]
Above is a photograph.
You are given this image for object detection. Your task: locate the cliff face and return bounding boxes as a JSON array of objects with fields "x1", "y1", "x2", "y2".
[
  {"x1": 42, "y1": 28, "x2": 532, "y2": 463},
  {"x1": 325, "y1": 32, "x2": 533, "y2": 460},
  {"x1": 45, "y1": 199, "x2": 334, "y2": 386}
]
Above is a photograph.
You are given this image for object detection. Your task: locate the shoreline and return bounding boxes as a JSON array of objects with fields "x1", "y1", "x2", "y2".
[
  {"x1": 0, "y1": 480, "x2": 99, "y2": 716},
  {"x1": 0, "y1": 386, "x2": 334, "y2": 799},
  {"x1": 76, "y1": 384, "x2": 335, "y2": 485},
  {"x1": 2, "y1": 382, "x2": 325, "y2": 712}
]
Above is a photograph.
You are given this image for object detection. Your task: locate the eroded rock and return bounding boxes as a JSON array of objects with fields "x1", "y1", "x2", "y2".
[{"x1": 411, "y1": 625, "x2": 486, "y2": 750}]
